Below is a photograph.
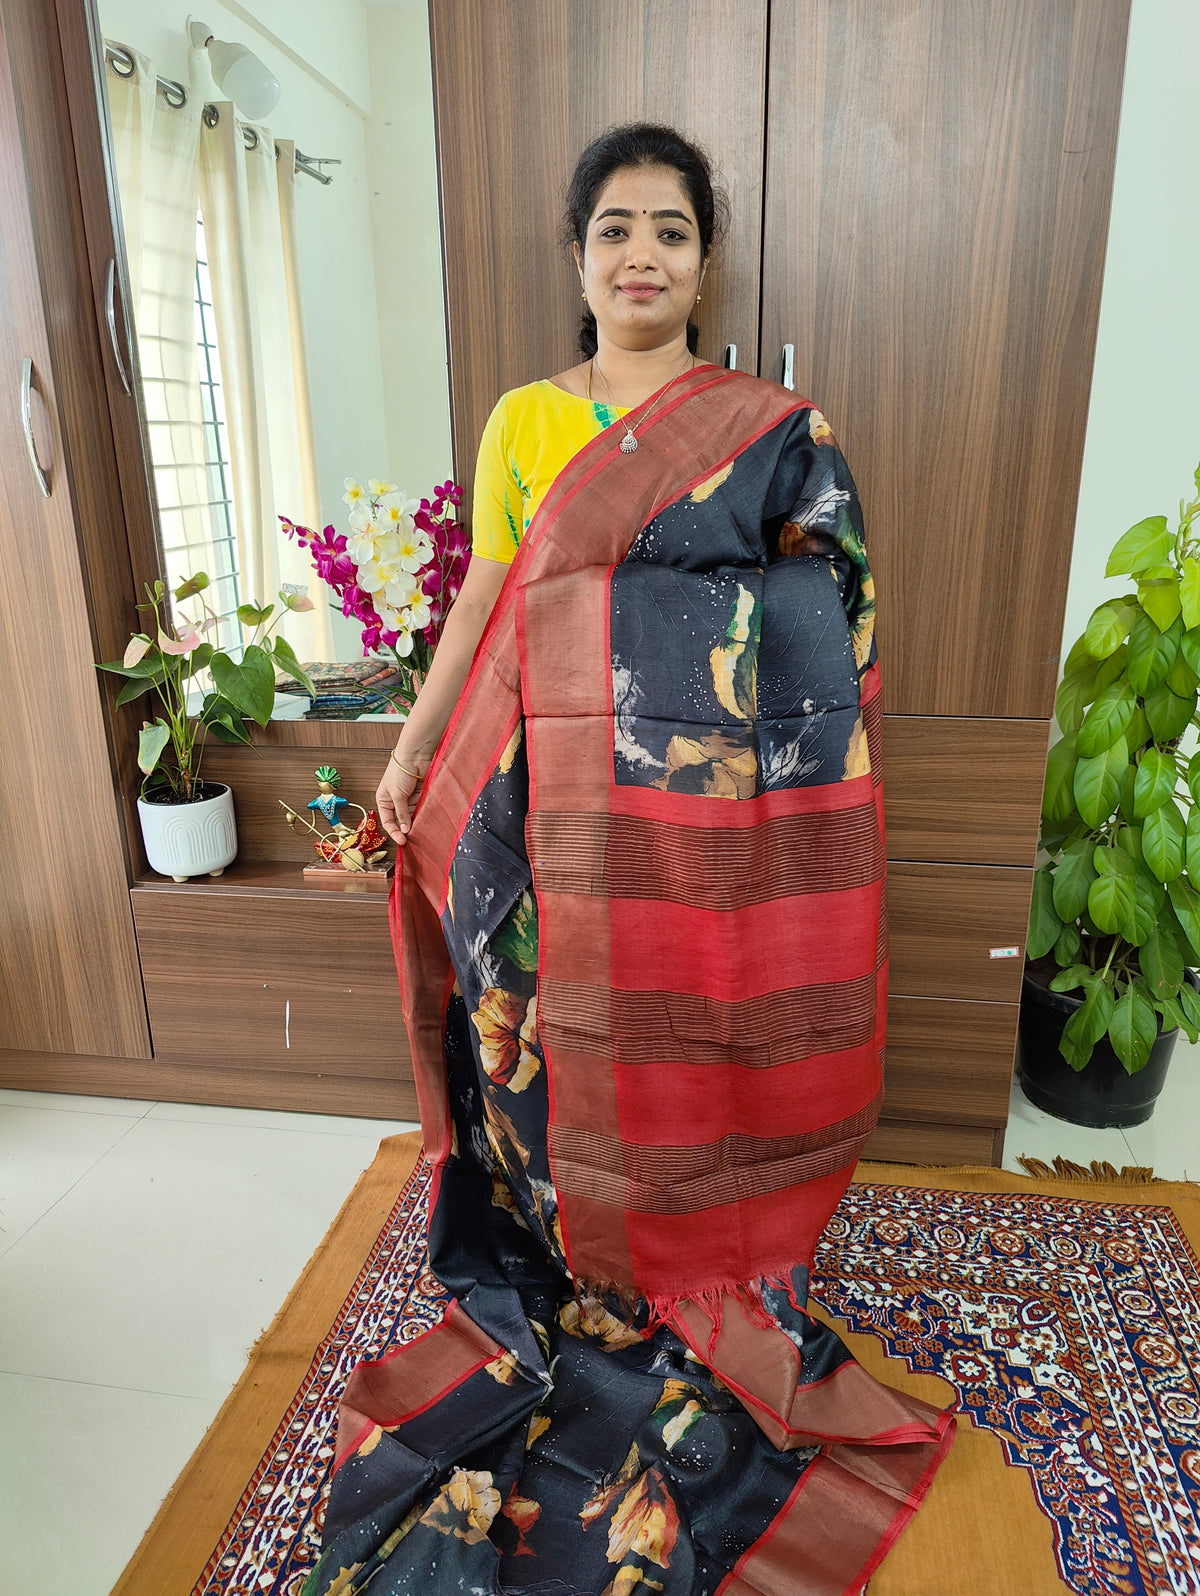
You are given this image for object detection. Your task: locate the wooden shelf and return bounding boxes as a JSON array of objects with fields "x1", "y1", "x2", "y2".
[
  {"x1": 250, "y1": 718, "x2": 399, "y2": 749},
  {"x1": 132, "y1": 858, "x2": 392, "y2": 903}
]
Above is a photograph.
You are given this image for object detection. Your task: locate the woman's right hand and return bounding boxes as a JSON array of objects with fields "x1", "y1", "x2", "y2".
[{"x1": 377, "y1": 747, "x2": 431, "y2": 846}]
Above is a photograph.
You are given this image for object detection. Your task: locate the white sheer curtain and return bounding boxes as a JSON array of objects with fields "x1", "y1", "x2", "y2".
[
  {"x1": 104, "y1": 48, "x2": 217, "y2": 612},
  {"x1": 198, "y1": 106, "x2": 332, "y2": 659}
]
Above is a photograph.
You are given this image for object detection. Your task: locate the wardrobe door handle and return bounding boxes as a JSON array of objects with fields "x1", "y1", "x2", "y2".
[
  {"x1": 104, "y1": 258, "x2": 132, "y2": 396},
  {"x1": 781, "y1": 343, "x2": 795, "y2": 391},
  {"x1": 723, "y1": 343, "x2": 737, "y2": 370},
  {"x1": 20, "y1": 357, "x2": 51, "y2": 498}
]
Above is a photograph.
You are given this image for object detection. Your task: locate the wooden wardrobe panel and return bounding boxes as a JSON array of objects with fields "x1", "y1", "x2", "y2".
[
  {"x1": 889, "y1": 863, "x2": 1033, "y2": 1002},
  {"x1": 0, "y1": 7, "x2": 149, "y2": 1058},
  {"x1": 429, "y1": 0, "x2": 768, "y2": 505},
  {"x1": 885, "y1": 996, "x2": 1016, "y2": 1126},
  {"x1": 862, "y1": 1118, "x2": 999, "y2": 1167},
  {"x1": 882, "y1": 715, "x2": 1049, "y2": 865},
  {"x1": 762, "y1": 0, "x2": 1129, "y2": 717},
  {"x1": 132, "y1": 889, "x2": 407, "y2": 1075}
]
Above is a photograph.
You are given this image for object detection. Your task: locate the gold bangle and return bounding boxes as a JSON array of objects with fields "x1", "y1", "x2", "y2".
[{"x1": 390, "y1": 750, "x2": 420, "y2": 779}]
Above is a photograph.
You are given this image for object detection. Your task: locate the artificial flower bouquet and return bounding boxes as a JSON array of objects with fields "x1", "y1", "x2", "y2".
[{"x1": 280, "y1": 477, "x2": 468, "y2": 711}]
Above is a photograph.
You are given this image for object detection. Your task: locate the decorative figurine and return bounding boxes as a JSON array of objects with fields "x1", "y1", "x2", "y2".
[{"x1": 279, "y1": 765, "x2": 392, "y2": 893}]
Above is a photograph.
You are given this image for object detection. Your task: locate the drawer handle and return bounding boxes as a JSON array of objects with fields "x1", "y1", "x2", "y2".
[
  {"x1": 781, "y1": 342, "x2": 795, "y2": 391},
  {"x1": 104, "y1": 258, "x2": 132, "y2": 396},
  {"x1": 723, "y1": 342, "x2": 737, "y2": 370},
  {"x1": 20, "y1": 357, "x2": 50, "y2": 498}
]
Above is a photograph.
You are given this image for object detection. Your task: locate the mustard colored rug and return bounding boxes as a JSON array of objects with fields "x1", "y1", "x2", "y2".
[{"x1": 113, "y1": 1136, "x2": 1200, "y2": 1596}]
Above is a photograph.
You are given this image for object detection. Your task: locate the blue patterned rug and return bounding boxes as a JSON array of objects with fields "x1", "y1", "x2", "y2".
[{"x1": 191, "y1": 1157, "x2": 1200, "y2": 1596}]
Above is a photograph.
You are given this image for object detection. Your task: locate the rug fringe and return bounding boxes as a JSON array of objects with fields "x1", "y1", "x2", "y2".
[{"x1": 1016, "y1": 1155, "x2": 1160, "y2": 1184}]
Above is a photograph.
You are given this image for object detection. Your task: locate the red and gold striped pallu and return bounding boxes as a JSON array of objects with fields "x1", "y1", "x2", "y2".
[{"x1": 313, "y1": 368, "x2": 953, "y2": 1596}]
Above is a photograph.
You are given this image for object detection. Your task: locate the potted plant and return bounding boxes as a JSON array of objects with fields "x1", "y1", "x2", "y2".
[
  {"x1": 98, "y1": 573, "x2": 315, "y2": 880},
  {"x1": 1021, "y1": 462, "x2": 1200, "y2": 1126}
]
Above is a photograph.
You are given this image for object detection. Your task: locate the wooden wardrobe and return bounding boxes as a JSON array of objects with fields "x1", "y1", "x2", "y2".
[{"x1": 0, "y1": 0, "x2": 1130, "y2": 1165}]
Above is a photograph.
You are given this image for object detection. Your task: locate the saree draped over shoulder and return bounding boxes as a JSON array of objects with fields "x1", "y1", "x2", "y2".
[{"x1": 309, "y1": 369, "x2": 954, "y2": 1596}]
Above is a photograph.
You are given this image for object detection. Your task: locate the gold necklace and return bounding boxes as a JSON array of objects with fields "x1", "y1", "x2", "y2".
[{"x1": 588, "y1": 353, "x2": 696, "y2": 454}]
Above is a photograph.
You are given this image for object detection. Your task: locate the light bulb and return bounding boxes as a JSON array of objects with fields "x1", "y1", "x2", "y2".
[{"x1": 187, "y1": 18, "x2": 280, "y2": 120}]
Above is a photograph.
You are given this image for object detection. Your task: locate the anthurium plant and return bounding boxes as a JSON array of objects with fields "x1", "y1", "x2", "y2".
[
  {"x1": 1030, "y1": 464, "x2": 1200, "y2": 1072},
  {"x1": 98, "y1": 573, "x2": 315, "y2": 801}
]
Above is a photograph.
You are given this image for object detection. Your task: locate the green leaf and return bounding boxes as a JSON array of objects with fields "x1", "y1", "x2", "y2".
[
  {"x1": 1141, "y1": 921, "x2": 1184, "y2": 1001},
  {"x1": 270, "y1": 636, "x2": 315, "y2": 697},
  {"x1": 1092, "y1": 844, "x2": 1135, "y2": 880},
  {"x1": 1092, "y1": 645, "x2": 1129, "y2": 697},
  {"x1": 1060, "y1": 983, "x2": 1114, "y2": 1070},
  {"x1": 1083, "y1": 598, "x2": 1136, "y2": 659},
  {"x1": 1052, "y1": 922, "x2": 1082, "y2": 966},
  {"x1": 209, "y1": 643, "x2": 276, "y2": 727},
  {"x1": 181, "y1": 642, "x2": 214, "y2": 680},
  {"x1": 1180, "y1": 556, "x2": 1200, "y2": 630},
  {"x1": 1055, "y1": 665, "x2": 1098, "y2": 736},
  {"x1": 137, "y1": 720, "x2": 171, "y2": 776},
  {"x1": 1026, "y1": 869, "x2": 1062, "y2": 960},
  {"x1": 1142, "y1": 800, "x2": 1186, "y2": 882},
  {"x1": 1178, "y1": 982, "x2": 1200, "y2": 1032},
  {"x1": 1126, "y1": 610, "x2": 1181, "y2": 693},
  {"x1": 1167, "y1": 878, "x2": 1200, "y2": 959},
  {"x1": 1155, "y1": 993, "x2": 1190, "y2": 1038},
  {"x1": 1076, "y1": 679, "x2": 1137, "y2": 757},
  {"x1": 1048, "y1": 963, "x2": 1090, "y2": 994},
  {"x1": 1072, "y1": 735, "x2": 1128, "y2": 828},
  {"x1": 1124, "y1": 704, "x2": 1151, "y2": 752},
  {"x1": 1167, "y1": 648, "x2": 1200, "y2": 697},
  {"x1": 1133, "y1": 747, "x2": 1178, "y2": 817},
  {"x1": 1136, "y1": 564, "x2": 1183, "y2": 632},
  {"x1": 1107, "y1": 982, "x2": 1158, "y2": 1073},
  {"x1": 1087, "y1": 869, "x2": 1136, "y2": 935},
  {"x1": 1118, "y1": 763, "x2": 1138, "y2": 824},
  {"x1": 1051, "y1": 838, "x2": 1097, "y2": 921},
  {"x1": 236, "y1": 603, "x2": 266, "y2": 627},
  {"x1": 1116, "y1": 824, "x2": 1146, "y2": 863},
  {"x1": 114, "y1": 674, "x2": 163, "y2": 708},
  {"x1": 1126, "y1": 871, "x2": 1160, "y2": 945},
  {"x1": 1181, "y1": 627, "x2": 1200, "y2": 679},
  {"x1": 1042, "y1": 736, "x2": 1080, "y2": 823},
  {"x1": 1063, "y1": 633, "x2": 1097, "y2": 678},
  {"x1": 1105, "y1": 514, "x2": 1171, "y2": 577},
  {"x1": 199, "y1": 693, "x2": 254, "y2": 745},
  {"x1": 173, "y1": 571, "x2": 209, "y2": 601},
  {"x1": 1144, "y1": 681, "x2": 1196, "y2": 741}
]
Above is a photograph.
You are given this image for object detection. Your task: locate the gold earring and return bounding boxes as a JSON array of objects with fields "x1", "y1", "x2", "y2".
[
  {"x1": 581, "y1": 286, "x2": 587, "y2": 301},
  {"x1": 695, "y1": 291, "x2": 702, "y2": 304}
]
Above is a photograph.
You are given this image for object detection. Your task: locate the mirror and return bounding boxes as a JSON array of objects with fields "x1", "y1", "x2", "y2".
[{"x1": 93, "y1": 0, "x2": 454, "y2": 719}]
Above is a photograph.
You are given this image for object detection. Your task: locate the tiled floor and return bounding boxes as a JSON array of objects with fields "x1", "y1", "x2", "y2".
[{"x1": 2, "y1": 1055, "x2": 1197, "y2": 1596}]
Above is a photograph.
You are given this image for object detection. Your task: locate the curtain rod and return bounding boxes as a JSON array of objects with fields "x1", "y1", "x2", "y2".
[{"x1": 103, "y1": 42, "x2": 340, "y2": 186}]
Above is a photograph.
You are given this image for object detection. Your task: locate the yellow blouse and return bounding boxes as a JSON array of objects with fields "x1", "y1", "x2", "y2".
[{"x1": 471, "y1": 380, "x2": 628, "y2": 564}]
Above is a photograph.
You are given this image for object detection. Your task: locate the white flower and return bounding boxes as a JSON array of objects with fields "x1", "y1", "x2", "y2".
[
  {"x1": 384, "y1": 572, "x2": 419, "y2": 608},
  {"x1": 392, "y1": 628, "x2": 415, "y2": 657},
  {"x1": 342, "y1": 477, "x2": 366, "y2": 508},
  {"x1": 347, "y1": 506, "x2": 372, "y2": 535},
  {"x1": 406, "y1": 593, "x2": 432, "y2": 630},
  {"x1": 379, "y1": 489, "x2": 421, "y2": 517},
  {"x1": 395, "y1": 527, "x2": 433, "y2": 574},
  {"x1": 346, "y1": 531, "x2": 376, "y2": 567},
  {"x1": 368, "y1": 477, "x2": 400, "y2": 497}
]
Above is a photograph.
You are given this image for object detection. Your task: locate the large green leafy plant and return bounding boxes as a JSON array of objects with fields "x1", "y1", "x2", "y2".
[
  {"x1": 98, "y1": 573, "x2": 314, "y2": 801},
  {"x1": 1031, "y1": 466, "x2": 1200, "y2": 1072}
]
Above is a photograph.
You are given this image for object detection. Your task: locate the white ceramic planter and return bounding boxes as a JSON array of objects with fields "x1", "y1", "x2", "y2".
[{"x1": 137, "y1": 783, "x2": 238, "y2": 881}]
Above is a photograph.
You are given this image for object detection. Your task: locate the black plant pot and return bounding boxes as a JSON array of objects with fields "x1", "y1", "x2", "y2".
[{"x1": 1017, "y1": 969, "x2": 1185, "y2": 1129}]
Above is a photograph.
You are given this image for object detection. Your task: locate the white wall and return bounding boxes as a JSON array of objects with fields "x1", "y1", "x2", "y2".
[{"x1": 1056, "y1": 0, "x2": 1200, "y2": 665}]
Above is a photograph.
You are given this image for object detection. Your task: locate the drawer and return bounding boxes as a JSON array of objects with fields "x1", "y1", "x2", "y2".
[
  {"x1": 884, "y1": 996, "x2": 1016, "y2": 1126},
  {"x1": 861, "y1": 1118, "x2": 1002, "y2": 1167},
  {"x1": 132, "y1": 888, "x2": 409, "y2": 1076},
  {"x1": 889, "y1": 862, "x2": 1032, "y2": 1002},
  {"x1": 881, "y1": 715, "x2": 1048, "y2": 865}
]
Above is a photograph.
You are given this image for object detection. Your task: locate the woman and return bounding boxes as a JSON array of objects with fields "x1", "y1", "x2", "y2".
[{"x1": 311, "y1": 124, "x2": 953, "y2": 1596}]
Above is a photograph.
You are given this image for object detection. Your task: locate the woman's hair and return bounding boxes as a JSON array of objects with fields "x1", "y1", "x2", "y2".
[{"x1": 564, "y1": 122, "x2": 727, "y2": 358}]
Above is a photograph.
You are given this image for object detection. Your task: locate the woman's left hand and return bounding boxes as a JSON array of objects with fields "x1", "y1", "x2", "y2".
[{"x1": 377, "y1": 748, "x2": 429, "y2": 845}]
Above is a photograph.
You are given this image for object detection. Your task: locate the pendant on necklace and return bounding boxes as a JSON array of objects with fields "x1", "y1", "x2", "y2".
[{"x1": 619, "y1": 432, "x2": 638, "y2": 454}]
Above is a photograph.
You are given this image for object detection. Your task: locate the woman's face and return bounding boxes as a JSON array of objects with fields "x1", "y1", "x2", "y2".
[{"x1": 576, "y1": 164, "x2": 705, "y2": 351}]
